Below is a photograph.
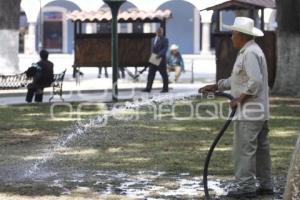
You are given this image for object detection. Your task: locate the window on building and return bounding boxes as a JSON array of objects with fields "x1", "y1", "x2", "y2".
[
  {"x1": 96, "y1": 23, "x2": 112, "y2": 33},
  {"x1": 43, "y1": 11, "x2": 63, "y2": 53},
  {"x1": 120, "y1": 23, "x2": 128, "y2": 33},
  {"x1": 133, "y1": 22, "x2": 143, "y2": 33},
  {"x1": 210, "y1": 12, "x2": 218, "y2": 50},
  {"x1": 19, "y1": 11, "x2": 28, "y2": 53}
]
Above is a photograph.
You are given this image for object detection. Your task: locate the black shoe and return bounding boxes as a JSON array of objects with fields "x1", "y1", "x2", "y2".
[
  {"x1": 227, "y1": 190, "x2": 257, "y2": 198},
  {"x1": 256, "y1": 188, "x2": 274, "y2": 195},
  {"x1": 142, "y1": 89, "x2": 151, "y2": 93},
  {"x1": 160, "y1": 90, "x2": 168, "y2": 93}
]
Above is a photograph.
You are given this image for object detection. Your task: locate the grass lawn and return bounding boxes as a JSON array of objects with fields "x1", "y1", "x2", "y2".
[{"x1": 0, "y1": 96, "x2": 299, "y2": 199}]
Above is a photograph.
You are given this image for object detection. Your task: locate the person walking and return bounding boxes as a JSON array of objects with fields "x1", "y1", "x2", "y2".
[
  {"x1": 200, "y1": 17, "x2": 273, "y2": 198},
  {"x1": 142, "y1": 27, "x2": 169, "y2": 93}
]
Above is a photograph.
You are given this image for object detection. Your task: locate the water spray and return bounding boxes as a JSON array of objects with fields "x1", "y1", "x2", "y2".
[
  {"x1": 25, "y1": 90, "x2": 235, "y2": 199},
  {"x1": 25, "y1": 91, "x2": 198, "y2": 177}
]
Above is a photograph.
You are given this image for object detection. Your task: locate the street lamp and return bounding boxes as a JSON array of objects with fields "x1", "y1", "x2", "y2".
[{"x1": 103, "y1": 0, "x2": 126, "y2": 102}]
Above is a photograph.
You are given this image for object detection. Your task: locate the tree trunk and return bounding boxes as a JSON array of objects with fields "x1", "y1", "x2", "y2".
[
  {"x1": 284, "y1": 136, "x2": 300, "y2": 199},
  {"x1": 0, "y1": 0, "x2": 21, "y2": 74},
  {"x1": 275, "y1": 0, "x2": 300, "y2": 198},
  {"x1": 272, "y1": 0, "x2": 300, "y2": 96}
]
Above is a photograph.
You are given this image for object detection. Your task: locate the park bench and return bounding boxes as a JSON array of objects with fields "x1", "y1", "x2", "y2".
[{"x1": 0, "y1": 69, "x2": 66, "y2": 102}]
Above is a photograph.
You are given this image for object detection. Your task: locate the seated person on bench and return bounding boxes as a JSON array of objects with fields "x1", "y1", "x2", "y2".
[
  {"x1": 26, "y1": 50, "x2": 54, "y2": 103},
  {"x1": 167, "y1": 44, "x2": 184, "y2": 83}
]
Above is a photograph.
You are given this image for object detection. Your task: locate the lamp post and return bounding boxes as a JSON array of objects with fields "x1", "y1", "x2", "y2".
[{"x1": 103, "y1": 0, "x2": 126, "y2": 101}]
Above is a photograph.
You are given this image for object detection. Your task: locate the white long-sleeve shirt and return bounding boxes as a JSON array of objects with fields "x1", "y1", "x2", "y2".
[{"x1": 218, "y1": 40, "x2": 270, "y2": 121}]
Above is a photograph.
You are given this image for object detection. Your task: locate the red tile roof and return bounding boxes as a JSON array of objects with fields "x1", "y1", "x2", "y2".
[{"x1": 67, "y1": 9, "x2": 172, "y2": 22}]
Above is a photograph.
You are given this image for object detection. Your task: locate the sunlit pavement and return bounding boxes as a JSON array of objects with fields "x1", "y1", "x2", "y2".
[{"x1": 0, "y1": 71, "x2": 215, "y2": 105}]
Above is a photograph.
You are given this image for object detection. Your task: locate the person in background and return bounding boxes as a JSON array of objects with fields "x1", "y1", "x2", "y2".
[
  {"x1": 167, "y1": 44, "x2": 184, "y2": 83},
  {"x1": 142, "y1": 27, "x2": 169, "y2": 93},
  {"x1": 98, "y1": 67, "x2": 108, "y2": 78},
  {"x1": 26, "y1": 49, "x2": 54, "y2": 103}
]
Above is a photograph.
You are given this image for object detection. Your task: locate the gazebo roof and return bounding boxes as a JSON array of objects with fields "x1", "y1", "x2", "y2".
[
  {"x1": 202, "y1": 0, "x2": 276, "y2": 11},
  {"x1": 67, "y1": 9, "x2": 172, "y2": 23}
]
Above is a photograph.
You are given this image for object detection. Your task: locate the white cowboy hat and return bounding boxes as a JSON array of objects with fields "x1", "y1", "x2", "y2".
[
  {"x1": 222, "y1": 17, "x2": 264, "y2": 37},
  {"x1": 170, "y1": 44, "x2": 179, "y2": 50}
]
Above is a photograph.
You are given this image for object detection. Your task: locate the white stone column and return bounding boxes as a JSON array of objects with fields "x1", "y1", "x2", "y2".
[
  {"x1": 151, "y1": 23, "x2": 157, "y2": 32},
  {"x1": 193, "y1": 8, "x2": 201, "y2": 54},
  {"x1": 127, "y1": 23, "x2": 133, "y2": 33},
  {"x1": 143, "y1": 23, "x2": 151, "y2": 33},
  {"x1": 118, "y1": 24, "x2": 121, "y2": 33},
  {"x1": 85, "y1": 23, "x2": 94, "y2": 34},
  {"x1": 200, "y1": 10, "x2": 213, "y2": 55},
  {"x1": 24, "y1": 22, "x2": 37, "y2": 55},
  {"x1": 263, "y1": 8, "x2": 277, "y2": 31}
]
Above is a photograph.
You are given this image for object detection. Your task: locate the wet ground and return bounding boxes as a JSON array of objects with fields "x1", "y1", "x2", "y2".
[{"x1": 0, "y1": 163, "x2": 286, "y2": 200}]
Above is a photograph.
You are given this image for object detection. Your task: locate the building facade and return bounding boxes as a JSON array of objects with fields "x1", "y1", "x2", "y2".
[{"x1": 20, "y1": 0, "x2": 277, "y2": 55}]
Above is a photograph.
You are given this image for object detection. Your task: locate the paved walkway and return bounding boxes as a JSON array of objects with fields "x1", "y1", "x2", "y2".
[{"x1": 0, "y1": 71, "x2": 215, "y2": 105}]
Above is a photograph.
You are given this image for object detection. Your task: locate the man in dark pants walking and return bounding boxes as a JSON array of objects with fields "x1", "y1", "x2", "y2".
[
  {"x1": 26, "y1": 50, "x2": 54, "y2": 103},
  {"x1": 142, "y1": 27, "x2": 169, "y2": 93}
]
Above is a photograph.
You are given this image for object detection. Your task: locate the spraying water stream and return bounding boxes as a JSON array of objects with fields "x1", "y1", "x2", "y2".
[{"x1": 25, "y1": 91, "x2": 198, "y2": 178}]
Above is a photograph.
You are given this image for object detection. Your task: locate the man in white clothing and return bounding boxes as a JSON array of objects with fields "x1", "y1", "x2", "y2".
[{"x1": 200, "y1": 17, "x2": 273, "y2": 198}]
